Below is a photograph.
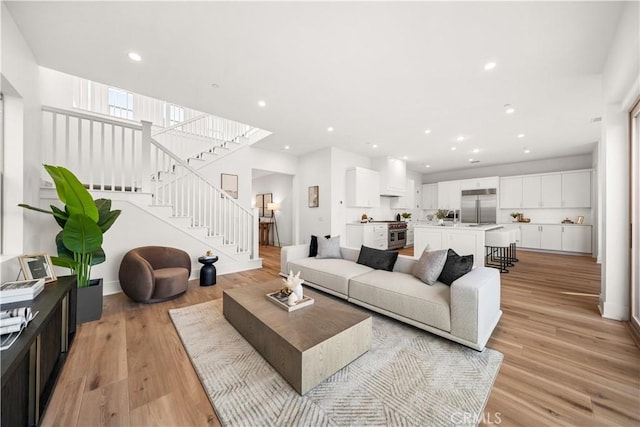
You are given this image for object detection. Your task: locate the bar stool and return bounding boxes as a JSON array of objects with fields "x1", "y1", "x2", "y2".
[
  {"x1": 485, "y1": 230, "x2": 511, "y2": 273},
  {"x1": 508, "y1": 228, "x2": 519, "y2": 266}
]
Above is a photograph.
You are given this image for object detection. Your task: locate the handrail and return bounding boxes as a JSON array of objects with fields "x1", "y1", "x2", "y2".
[
  {"x1": 149, "y1": 137, "x2": 253, "y2": 216},
  {"x1": 42, "y1": 105, "x2": 143, "y2": 130},
  {"x1": 151, "y1": 113, "x2": 209, "y2": 137}
]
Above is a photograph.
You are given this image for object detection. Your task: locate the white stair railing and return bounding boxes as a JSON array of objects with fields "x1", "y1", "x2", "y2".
[
  {"x1": 151, "y1": 114, "x2": 259, "y2": 164},
  {"x1": 41, "y1": 106, "x2": 257, "y2": 259}
]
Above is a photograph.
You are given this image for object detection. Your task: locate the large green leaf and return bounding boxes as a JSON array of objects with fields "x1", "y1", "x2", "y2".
[
  {"x1": 62, "y1": 214, "x2": 103, "y2": 255},
  {"x1": 51, "y1": 256, "x2": 78, "y2": 271},
  {"x1": 95, "y1": 198, "x2": 122, "y2": 233},
  {"x1": 55, "y1": 231, "x2": 75, "y2": 260},
  {"x1": 91, "y1": 248, "x2": 106, "y2": 266},
  {"x1": 50, "y1": 205, "x2": 69, "y2": 228},
  {"x1": 44, "y1": 165, "x2": 98, "y2": 222}
]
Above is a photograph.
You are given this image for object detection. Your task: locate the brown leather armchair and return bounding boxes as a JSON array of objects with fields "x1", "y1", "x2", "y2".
[{"x1": 119, "y1": 246, "x2": 191, "y2": 303}]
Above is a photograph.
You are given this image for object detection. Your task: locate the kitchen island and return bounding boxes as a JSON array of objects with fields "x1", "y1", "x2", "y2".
[{"x1": 414, "y1": 223, "x2": 503, "y2": 267}]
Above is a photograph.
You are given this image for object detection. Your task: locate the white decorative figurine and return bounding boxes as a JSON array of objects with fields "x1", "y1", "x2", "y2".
[
  {"x1": 283, "y1": 270, "x2": 304, "y2": 301},
  {"x1": 287, "y1": 293, "x2": 299, "y2": 306}
]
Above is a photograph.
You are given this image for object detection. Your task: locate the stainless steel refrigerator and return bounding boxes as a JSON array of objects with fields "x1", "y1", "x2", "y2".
[{"x1": 460, "y1": 188, "x2": 497, "y2": 224}]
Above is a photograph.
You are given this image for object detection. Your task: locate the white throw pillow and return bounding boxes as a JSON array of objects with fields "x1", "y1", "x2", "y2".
[
  {"x1": 316, "y1": 235, "x2": 342, "y2": 259},
  {"x1": 412, "y1": 248, "x2": 448, "y2": 285}
]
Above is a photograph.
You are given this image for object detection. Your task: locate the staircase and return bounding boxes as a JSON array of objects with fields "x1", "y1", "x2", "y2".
[{"x1": 40, "y1": 106, "x2": 265, "y2": 273}]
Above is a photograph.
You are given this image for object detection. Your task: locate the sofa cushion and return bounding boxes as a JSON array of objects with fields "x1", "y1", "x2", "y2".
[
  {"x1": 412, "y1": 248, "x2": 448, "y2": 285},
  {"x1": 438, "y1": 249, "x2": 474, "y2": 286},
  {"x1": 349, "y1": 270, "x2": 451, "y2": 332},
  {"x1": 316, "y1": 235, "x2": 342, "y2": 259},
  {"x1": 356, "y1": 245, "x2": 399, "y2": 271},
  {"x1": 288, "y1": 257, "x2": 373, "y2": 296}
]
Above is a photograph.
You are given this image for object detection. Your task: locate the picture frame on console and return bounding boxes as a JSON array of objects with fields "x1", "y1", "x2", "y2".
[{"x1": 19, "y1": 253, "x2": 57, "y2": 283}]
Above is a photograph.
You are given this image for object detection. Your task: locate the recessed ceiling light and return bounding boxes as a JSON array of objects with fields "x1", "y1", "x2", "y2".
[
  {"x1": 257, "y1": 100, "x2": 266, "y2": 108},
  {"x1": 469, "y1": 158, "x2": 474, "y2": 162},
  {"x1": 128, "y1": 52, "x2": 142, "y2": 62},
  {"x1": 283, "y1": 145, "x2": 290, "y2": 150},
  {"x1": 524, "y1": 148, "x2": 530, "y2": 154},
  {"x1": 472, "y1": 148, "x2": 480, "y2": 153},
  {"x1": 402, "y1": 156, "x2": 408, "y2": 160},
  {"x1": 456, "y1": 136, "x2": 464, "y2": 142},
  {"x1": 517, "y1": 133, "x2": 525, "y2": 138},
  {"x1": 451, "y1": 147, "x2": 457, "y2": 151},
  {"x1": 504, "y1": 104, "x2": 515, "y2": 114},
  {"x1": 372, "y1": 144, "x2": 378, "y2": 149},
  {"x1": 484, "y1": 62, "x2": 497, "y2": 71},
  {"x1": 425, "y1": 164, "x2": 430, "y2": 168},
  {"x1": 327, "y1": 127, "x2": 334, "y2": 132},
  {"x1": 424, "y1": 129, "x2": 432, "y2": 134}
]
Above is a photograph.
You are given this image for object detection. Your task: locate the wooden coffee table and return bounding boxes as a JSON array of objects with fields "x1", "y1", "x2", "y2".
[{"x1": 223, "y1": 279, "x2": 372, "y2": 395}]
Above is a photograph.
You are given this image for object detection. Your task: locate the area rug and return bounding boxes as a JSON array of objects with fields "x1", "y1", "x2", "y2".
[{"x1": 169, "y1": 299, "x2": 503, "y2": 427}]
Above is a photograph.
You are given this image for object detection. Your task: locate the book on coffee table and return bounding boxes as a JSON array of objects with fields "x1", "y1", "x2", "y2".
[{"x1": 266, "y1": 291, "x2": 314, "y2": 312}]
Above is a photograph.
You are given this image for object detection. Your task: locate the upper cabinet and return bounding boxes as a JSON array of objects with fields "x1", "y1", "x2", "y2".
[
  {"x1": 372, "y1": 156, "x2": 406, "y2": 196},
  {"x1": 562, "y1": 170, "x2": 591, "y2": 208},
  {"x1": 346, "y1": 167, "x2": 380, "y2": 207},
  {"x1": 391, "y1": 179, "x2": 415, "y2": 209},
  {"x1": 459, "y1": 176, "x2": 499, "y2": 190},
  {"x1": 499, "y1": 170, "x2": 591, "y2": 209},
  {"x1": 421, "y1": 183, "x2": 438, "y2": 210},
  {"x1": 437, "y1": 180, "x2": 462, "y2": 211}
]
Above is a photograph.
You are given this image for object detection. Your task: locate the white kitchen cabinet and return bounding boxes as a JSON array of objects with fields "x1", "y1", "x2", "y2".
[
  {"x1": 519, "y1": 224, "x2": 562, "y2": 250},
  {"x1": 561, "y1": 225, "x2": 592, "y2": 253},
  {"x1": 414, "y1": 185, "x2": 422, "y2": 209},
  {"x1": 346, "y1": 167, "x2": 380, "y2": 208},
  {"x1": 500, "y1": 176, "x2": 523, "y2": 208},
  {"x1": 346, "y1": 223, "x2": 387, "y2": 250},
  {"x1": 372, "y1": 156, "x2": 406, "y2": 196},
  {"x1": 437, "y1": 180, "x2": 461, "y2": 211},
  {"x1": 421, "y1": 184, "x2": 438, "y2": 210},
  {"x1": 406, "y1": 223, "x2": 414, "y2": 246},
  {"x1": 522, "y1": 174, "x2": 561, "y2": 208},
  {"x1": 459, "y1": 176, "x2": 499, "y2": 190},
  {"x1": 391, "y1": 179, "x2": 415, "y2": 209},
  {"x1": 562, "y1": 171, "x2": 591, "y2": 207}
]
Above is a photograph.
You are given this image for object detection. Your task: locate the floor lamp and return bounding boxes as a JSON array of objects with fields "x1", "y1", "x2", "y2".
[{"x1": 267, "y1": 202, "x2": 281, "y2": 247}]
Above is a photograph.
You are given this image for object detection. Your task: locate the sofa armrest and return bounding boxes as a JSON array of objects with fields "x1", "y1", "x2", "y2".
[
  {"x1": 449, "y1": 267, "x2": 501, "y2": 349},
  {"x1": 280, "y1": 244, "x2": 310, "y2": 275}
]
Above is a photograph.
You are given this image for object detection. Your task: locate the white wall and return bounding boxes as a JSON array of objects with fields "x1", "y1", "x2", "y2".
[
  {"x1": 598, "y1": 1, "x2": 639, "y2": 320},
  {"x1": 252, "y1": 173, "x2": 294, "y2": 246},
  {"x1": 296, "y1": 148, "x2": 332, "y2": 243},
  {"x1": 1, "y1": 4, "x2": 42, "y2": 255},
  {"x1": 422, "y1": 154, "x2": 593, "y2": 183}
]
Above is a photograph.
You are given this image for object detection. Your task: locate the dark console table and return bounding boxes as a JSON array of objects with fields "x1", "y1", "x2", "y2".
[{"x1": 1, "y1": 276, "x2": 76, "y2": 426}]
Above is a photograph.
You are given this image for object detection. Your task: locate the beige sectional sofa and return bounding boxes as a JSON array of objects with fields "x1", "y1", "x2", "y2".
[{"x1": 281, "y1": 244, "x2": 502, "y2": 351}]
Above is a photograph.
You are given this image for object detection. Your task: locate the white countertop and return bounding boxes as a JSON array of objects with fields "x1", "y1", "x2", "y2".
[
  {"x1": 414, "y1": 223, "x2": 503, "y2": 231},
  {"x1": 499, "y1": 222, "x2": 592, "y2": 227}
]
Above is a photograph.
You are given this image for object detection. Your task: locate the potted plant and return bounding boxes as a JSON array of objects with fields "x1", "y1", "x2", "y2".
[
  {"x1": 19, "y1": 165, "x2": 121, "y2": 324},
  {"x1": 401, "y1": 212, "x2": 412, "y2": 221},
  {"x1": 510, "y1": 212, "x2": 521, "y2": 222},
  {"x1": 435, "y1": 209, "x2": 449, "y2": 225}
]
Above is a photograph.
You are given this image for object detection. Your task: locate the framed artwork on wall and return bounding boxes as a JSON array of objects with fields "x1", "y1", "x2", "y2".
[
  {"x1": 19, "y1": 253, "x2": 57, "y2": 283},
  {"x1": 221, "y1": 173, "x2": 238, "y2": 199},
  {"x1": 308, "y1": 185, "x2": 319, "y2": 208}
]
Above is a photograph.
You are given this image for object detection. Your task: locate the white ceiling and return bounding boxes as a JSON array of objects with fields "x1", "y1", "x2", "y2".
[{"x1": 6, "y1": 1, "x2": 624, "y2": 173}]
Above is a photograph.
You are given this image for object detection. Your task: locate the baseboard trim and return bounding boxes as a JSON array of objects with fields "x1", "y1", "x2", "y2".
[{"x1": 625, "y1": 320, "x2": 640, "y2": 350}]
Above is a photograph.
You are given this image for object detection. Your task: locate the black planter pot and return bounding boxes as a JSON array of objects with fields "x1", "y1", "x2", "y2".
[{"x1": 73, "y1": 278, "x2": 104, "y2": 324}]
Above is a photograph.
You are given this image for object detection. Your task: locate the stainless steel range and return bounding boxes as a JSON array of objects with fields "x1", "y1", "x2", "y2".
[{"x1": 372, "y1": 221, "x2": 408, "y2": 250}]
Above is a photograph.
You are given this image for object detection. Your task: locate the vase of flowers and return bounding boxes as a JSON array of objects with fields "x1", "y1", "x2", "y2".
[
  {"x1": 435, "y1": 209, "x2": 448, "y2": 225},
  {"x1": 510, "y1": 212, "x2": 522, "y2": 222}
]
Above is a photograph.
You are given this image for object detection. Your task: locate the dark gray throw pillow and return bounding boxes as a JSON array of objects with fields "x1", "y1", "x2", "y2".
[
  {"x1": 356, "y1": 245, "x2": 399, "y2": 271},
  {"x1": 438, "y1": 249, "x2": 474, "y2": 286}
]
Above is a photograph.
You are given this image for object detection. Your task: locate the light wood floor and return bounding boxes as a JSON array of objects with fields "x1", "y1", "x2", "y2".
[{"x1": 41, "y1": 246, "x2": 640, "y2": 426}]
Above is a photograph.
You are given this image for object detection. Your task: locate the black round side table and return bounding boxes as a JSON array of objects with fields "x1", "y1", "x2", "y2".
[{"x1": 198, "y1": 256, "x2": 219, "y2": 286}]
